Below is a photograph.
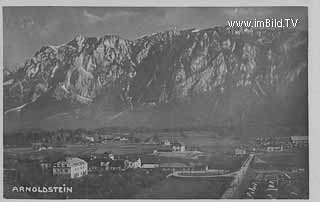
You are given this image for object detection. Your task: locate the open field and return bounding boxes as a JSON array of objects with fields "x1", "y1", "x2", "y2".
[
  {"x1": 4, "y1": 147, "x2": 34, "y2": 154},
  {"x1": 134, "y1": 177, "x2": 232, "y2": 199},
  {"x1": 93, "y1": 143, "x2": 156, "y2": 155},
  {"x1": 153, "y1": 151, "x2": 205, "y2": 159},
  {"x1": 4, "y1": 143, "x2": 157, "y2": 157},
  {"x1": 253, "y1": 152, "x2": 308, "y2": 170},
  {"x1": 4, "y1": 129, "x2": 247, "y2": 158},
  {"x1": 4, "y1": 130, "x2": 249, "y2": 172},
  {"x1": 147, "y1": 130, "x2": 247, "y2": 153}
]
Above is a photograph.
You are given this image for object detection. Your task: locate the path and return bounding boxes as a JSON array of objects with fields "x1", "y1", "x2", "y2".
[{"x1": 221, "y1": 154, "x2": 255, "y2": 199}]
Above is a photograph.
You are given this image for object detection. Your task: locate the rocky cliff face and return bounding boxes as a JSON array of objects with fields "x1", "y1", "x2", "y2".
[{"x1": 3, "y1": 26, "x2": 308, "y2": 130}]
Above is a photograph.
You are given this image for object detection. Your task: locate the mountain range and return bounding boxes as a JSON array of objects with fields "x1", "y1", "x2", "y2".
[{"x1": 3, "y1": 26, "x2": 308, "y2": 131}]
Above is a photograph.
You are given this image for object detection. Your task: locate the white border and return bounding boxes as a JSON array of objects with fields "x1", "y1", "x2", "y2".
[{"x1": 1, "y1": 0, "x2": 319, "y2": 202}]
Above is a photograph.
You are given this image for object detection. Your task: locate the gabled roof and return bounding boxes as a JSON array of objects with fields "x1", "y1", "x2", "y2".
[
  {"x1": 56, "y1": 157, "x2": 87, "y2": 166},
  {"x1": 66, "y1": 157, "x2": 87, "y2": 166}
]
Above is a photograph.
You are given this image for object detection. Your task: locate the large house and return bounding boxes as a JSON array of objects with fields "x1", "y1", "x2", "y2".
[
  {"x1": 267, "y1": 145, "x2": 284, "y2": 152},
  {"x1": 100, "y1": 161, "x2": 110, "y2": 170},
  {"x1": 53, "y1": 157, "x2": 88, "y2": 179},
  {"x1": 108, "y1": 159, "x2": 125, "y2": 171},
  {"x1": 84, "y1": 136, "x2": 95, "y2": 142},
  {"x1": 103, "y1": 152, "x2": 115, "y2": 160},
  {"x1": 80, "y1": 155, "x2": 107, "y2": 172},
  {"x1": 124, "y1": 157, "x2": 141, "y2": 169},
  {"x1": 32, "y1": 142, "x2": 43, "y2": 150},
  {"x1": 234, "y1": 148, "x2": 247, "y2": 156},
  {"x1": 162, "y1": 139, "x2": 171, "y2": 146},
  {"x1": 107, "y1": 157, "x2": 142, "y2": 171},
  {"x1": 290, "y1": 136, "x2": 308, "y2": 147},
  {"x1": 154, "y1": 142, "x2": 186, "y2": 153},
  {"x1": 172, "y1": 142, "x2": 186, "y2": 152}
]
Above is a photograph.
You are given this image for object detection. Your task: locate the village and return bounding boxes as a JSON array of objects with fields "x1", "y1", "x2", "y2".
[
  {"x1": 3, "y1": 128, "x2": 308, "y2": 199},
  {"x1": 6, "y1": 137, "x2": 205, "y2": 179}
]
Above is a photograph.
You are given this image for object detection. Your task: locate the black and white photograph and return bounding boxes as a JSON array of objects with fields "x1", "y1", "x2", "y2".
[{"x1": 2, "y1": 2, "x2": 312, "y2": 200}]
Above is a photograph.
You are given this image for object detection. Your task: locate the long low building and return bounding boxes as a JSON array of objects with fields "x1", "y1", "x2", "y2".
[
  {"x1": 141, "y1": 163, "x2": 160, "y2": 169},
  {"x1": 267, "y1": 145, "x2": 284, "y2": 152},
  {"x1": 290, "y1": 136, "x2": 308, "y2": 147},
  {"x1": 160, "y1": 162, "x2": 191, "y2": 172}
]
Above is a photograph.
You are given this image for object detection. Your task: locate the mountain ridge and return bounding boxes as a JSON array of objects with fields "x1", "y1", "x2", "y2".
[{"x1": 3, "y1": 26, "x2": 308, "y2": 131}]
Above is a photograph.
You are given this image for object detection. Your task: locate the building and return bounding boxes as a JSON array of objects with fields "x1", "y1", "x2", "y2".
[
  {"x1": 141, "y1": 156, "x2": 160, "y2": 169},
  {"x1": 40, "y1": 159, "x2": 55, "y2": 175},
  {"x1": 84, "y1": 136, "x2": 95, "y2": 142},
  {"x1": 120, "y1": 137, "x2": 129, "y2": 141},
  {"x1": 39, "y1": 155, "x2": 65, "y2": 175},
  {"x1": 124, "y1": 157, "x2": 141, "y2": 169},
  {"x1": 80, "y1": 156, "x2": 105, "y2": 172},
  {"x1": 192, "y1": 165, "x2": 209, "y2": 171},
  {"x1": 88, "y1": 158, "x2": 105, "y2": 172},
  {"x1": 108, "y1": 153, "x2": 115, "y2": 160},
  {"x1": 38, "y1": 146, "x2": 47, "y2": 151},
  {"x1": 103, "y1": 152, "x2": 115, "y2": 160},
  {"x1": 113, "y1": 136, "x2": 121, "y2": 141},
  {"x1": 108, "y1": 159, "x2": 125, "y2": 171},
  {"x1": 37, "y1": 145, "x2": 53, "y2": 151},
  {"x1": 162, "y1": 139, "x2": 171, "y2": 146},
  {"x1": 267, "y1": 145, "x2": 284, "y2": 152},
  {"x1": 160, "y1": 162, "x2": 191, "y2": 172},
  {"x1": 141, "y1": 163, "x2": 160, "y2": 169},
  {"x1": 99, "y1": 134, "x2": 113, "y2": 140},
  {"x1": 291, "y1": 136, "x2": 308, "y2": 147},
  {"x1": 53, "y1": 157, "x2": 88, "y2": 179},
  {"x1": 100, "y1": 161, "x2": 110, "y2": 170},
  {"x1": 32, "y1": 142, "x2": 43, "y2": 150},
  {"x1": 234, "y1": 148, "x2": 247, "y2": 156},
  {"x1": 172, "y1": 142, "x2": 186, "y2": 152}
]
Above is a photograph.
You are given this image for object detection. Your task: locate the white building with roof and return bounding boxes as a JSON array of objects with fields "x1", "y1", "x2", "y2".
[
  {"x1": 267, "y1": 145, "x2": 284, "y2": 152},
  {"x1": 291, "y1": 136, "x2": 308, "y2": 147},
  {"x1": 53, "y1": 157, "x2": 88, "y2": 179},
  {"x1": 141, "y1": 163, "x2": 159, "y2": 169},
  {"x1": 234, "y1": 148, "x2": 247, "y2": 156},
  {"x1": 172, "y1": 142, "x2": 186, "y2": 152}
]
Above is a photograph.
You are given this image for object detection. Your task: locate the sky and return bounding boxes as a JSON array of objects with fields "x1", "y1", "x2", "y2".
[{"x1": 3, "y1": 7, "x2": 307, "y2": 70}]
